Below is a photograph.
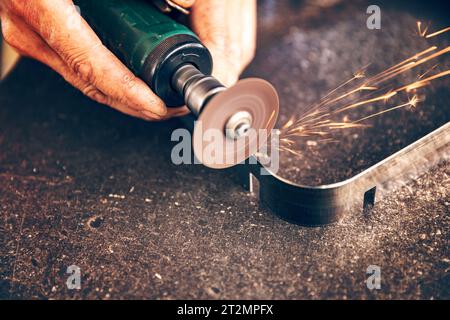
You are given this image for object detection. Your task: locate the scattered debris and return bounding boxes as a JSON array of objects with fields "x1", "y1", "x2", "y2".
[
  {"x1": 108, "y1": 194, "x2": 125, "y2": 199},
  {"x1": 87, "y1": 216, "x2": 104, "y2": 229}
]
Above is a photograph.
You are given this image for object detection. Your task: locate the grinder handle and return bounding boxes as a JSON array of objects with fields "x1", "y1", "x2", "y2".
[
  {"x1": 74, "y1": 0, "x2": 196, "y2": 74},
  {"x1": 74, "y1": 0, "x2": 213, "y2": 106}
]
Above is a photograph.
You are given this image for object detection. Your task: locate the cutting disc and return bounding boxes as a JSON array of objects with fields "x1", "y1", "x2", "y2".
[{"x1": 193, "y1": 78, "x2": 279, "y2": 169}]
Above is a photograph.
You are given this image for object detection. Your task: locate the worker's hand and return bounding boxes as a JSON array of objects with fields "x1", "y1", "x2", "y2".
[
  {"x1": 191, "y1": 0, "x2": 257, "y2": 87},
  {"x1": 0, "y1": 0, "x2": 194, "y2": 121}
]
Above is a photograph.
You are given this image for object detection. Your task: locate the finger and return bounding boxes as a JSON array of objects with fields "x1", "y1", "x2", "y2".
[
  {"x1": 239, "y1": 0, "x2": 257, "y2": 69},
  {"x1": 15, "y1": 0, "x2": 167, "y2": 116},
  {"x1": 204, "y1": 46, "x2": 241, "y2": 87},
  {"x1": 191, "y1": 0, "x2": 240, "y2": 86},
  {"x1": 163, "y1": 106, "x2": 190, "y2": 119},
  {"x1": 191, "y1": 0, "x2": 256, "y2": 87},
  {"x1": 139, "y1": 106, "x2": 189, "y2": 121},
  {"x1": 0, "y1": 13, "x2": 160, "y2": 121}
]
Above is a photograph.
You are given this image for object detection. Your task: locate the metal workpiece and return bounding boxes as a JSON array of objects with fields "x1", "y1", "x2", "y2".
[{"x1": 240, "y1": 122, "x2": 450, "y2": 226}]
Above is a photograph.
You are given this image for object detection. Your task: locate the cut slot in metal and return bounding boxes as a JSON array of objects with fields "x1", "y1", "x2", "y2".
[
  {"x1": 249, "y1": 173, "x2": 260, "y2": 195},
  {"x1": 364, "y1": 186, "x2": 377, "y2": 210}
]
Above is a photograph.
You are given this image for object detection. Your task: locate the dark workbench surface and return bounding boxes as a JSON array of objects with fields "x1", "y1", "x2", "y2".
[{"x1": 1, "y1": 0, "x2": 449, "y2": 299}]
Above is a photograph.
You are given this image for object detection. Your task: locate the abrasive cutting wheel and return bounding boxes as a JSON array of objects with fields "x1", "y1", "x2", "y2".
[{"x1": 193, "y1": 78, "x2": 279, "y2": 169}]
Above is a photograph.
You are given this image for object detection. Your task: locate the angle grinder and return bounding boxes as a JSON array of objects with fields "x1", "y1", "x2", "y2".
[{"x1": 74, "y1": 0, "x2": 279, "y2": 168}]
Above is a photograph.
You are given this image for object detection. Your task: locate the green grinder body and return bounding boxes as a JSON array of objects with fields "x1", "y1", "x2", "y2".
[{"x1": 74, "y1": 0, "x2": 213, "y2": 106}]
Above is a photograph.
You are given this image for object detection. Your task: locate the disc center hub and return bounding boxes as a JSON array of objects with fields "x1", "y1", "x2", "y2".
[{"x1": 225, "y1": 111, "x2": 254, "y2": 140}]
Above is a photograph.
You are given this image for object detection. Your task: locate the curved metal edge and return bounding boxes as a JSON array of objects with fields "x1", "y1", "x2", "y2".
[{"x1": 239, "y1": 122, "x2": 450, "y2": 226}]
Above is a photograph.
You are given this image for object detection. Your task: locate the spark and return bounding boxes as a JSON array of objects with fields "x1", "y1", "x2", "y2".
[
  {"x1": 396, "y1": 70, "x2": 450, "y2": 92},
  {"x1": 266, "y1": 110, "x2": 277, "y2": 128},
  {"x1": 426, "y1": 27, "x2": 450, "y2": 38},
  {"x1": 304, "y1": 119, "x2": 367, "y2": 130},
  {"x1": 326, "y1": 122, "x2": 368, "y2": 130},
  {"x1": 322, "y1": 85, "x2": 378, "y2": 108},
  {"x1": 353, "y1": 95, "x2": 421, "y2": 124},
  {"x1": 417, "y1": 21, "x2": 429, "y2": 37},
  {"x1": 320, "y1": 68, "x2": 367, "y2": 100},
  {"x1": 282, "y1": 117, "x2": 295, "y2": 129},
  {"x1": 294, "y1": 110, "x2": 327, "y2": 125},
  {"x1": 282, "y1": 65, "x2": 372, "y2": 129},
  {"x1": 276, "y1": 22, "x2": 450, "y2": 158},
  {"x1": 419, "y1": 64, "x2": 439, "y2": 79},
  {"x1": 382, "y1": 46, "x2": 437, "y2": 74},
  {"x1": 369, "y1": 46, "x2": 450, "y2": 86},
  {"x1": 411, "y1": 47, "x2": 450, "y2": 69},
  {"x1": 415, "y1": 21, "x2": 450, "y2": 39},
  {"x1": 424, "y1": 25, "x2": 450, "y2": 38},
  {"x1": 280, "y1": 138, "x2": 295, "y2": 145},
  {"x1": 278, "y1": 146, "x2": 303, "y2": 157},
  {"x1": 334, "y1": 91, "x2": 397, "y2": 114}
]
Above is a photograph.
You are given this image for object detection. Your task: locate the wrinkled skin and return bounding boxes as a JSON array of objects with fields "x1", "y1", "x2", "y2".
[{"x1": 0, "y1": 0, "x2": 256, "y2": 121}]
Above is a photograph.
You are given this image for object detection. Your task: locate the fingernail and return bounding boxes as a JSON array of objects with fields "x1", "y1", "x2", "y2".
[
  {"x1": 141, "y1": 110, "x2": 163, "y2": 120},
  {"x1": 130, "y1": 83, "x2": 167, "y2": 116},
  {"x1": 153, "y1": 104, "x2": 167, "y2": 117},
  {"x1": 93, "y1": 92, "x2": 107, "y2": 104},
  {"x1": 140, "y1": 103, "x2": 167, "y2": 117}
]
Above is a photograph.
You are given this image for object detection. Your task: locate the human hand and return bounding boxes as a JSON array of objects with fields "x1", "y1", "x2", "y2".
[
  {"x1": 0, "y1": 0, "x2": 194, "y2": 121},
  {"x1": 0, "y1": 0, "x2": 257, "y2": 120}
]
